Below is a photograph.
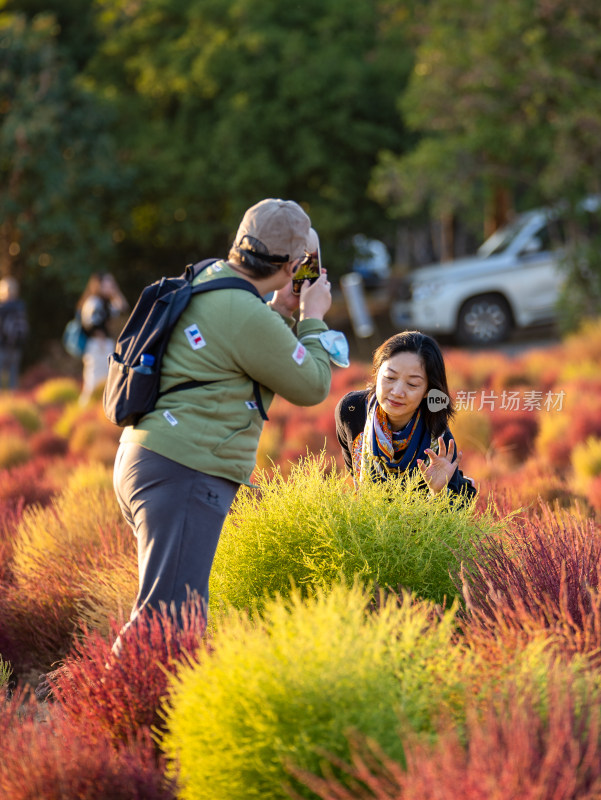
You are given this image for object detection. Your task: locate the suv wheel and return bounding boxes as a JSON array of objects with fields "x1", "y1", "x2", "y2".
[{"x1": 457, "y1": 294, "x2": 512, "y2": 346}]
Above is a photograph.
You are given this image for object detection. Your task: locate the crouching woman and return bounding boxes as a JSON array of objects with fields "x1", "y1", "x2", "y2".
[{"x1": 335, "y1": 330, "x2": 476, "y2": 498}]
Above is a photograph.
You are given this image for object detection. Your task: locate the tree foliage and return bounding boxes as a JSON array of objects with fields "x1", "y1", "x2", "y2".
[
  {"x1": 372, "y1": 0, "x2": 601, "y2": 221},
  {"x1": 2, "y1": 0, "x2": 417, "y2": 344},
  {"x1": 84, "y1": 0, "x2": 414, "y2": 274},
  {"x1": 5, "y1": 0, "x2": 601, "y2": 346},
  {"x1": 0, "y1": 10, "x2": 132, "y2": 342}
]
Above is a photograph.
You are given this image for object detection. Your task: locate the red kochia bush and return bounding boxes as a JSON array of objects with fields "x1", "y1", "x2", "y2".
[
  {"x1": 293, "y1": 675, "x2": 601, "y2": 800},
  {"x1": 490, "y1": 408, "x2": 538, "y2": 462},
  {"x1": 0, "y1": 500, "x2": 21, "y2": 581},
  {"x1": 587, "y1": 475, "x2": 601, "y2": 514},
  {"x1": 0, "y1": 690, "x2": 174, "y2": 800},
  {"x1": 51, "y1": 597, "x2": 208, "y2": 746},
  {"x1": 459, "y1": 503, "x2": 601, "y2": 659},
  {"x1": 0, "y1": 456, "x2": 59, "y2": 514},
  {"x1": 29, "y1": 429, "x2": 69, "y2": 458},
  {"x1": 1, "y1": 513, "x2": 135, "y2": 677},
  {"x1": 461, "y1": 505, "x2": 601, "y2": 624},
  {"x1": 544, "y1": 401, "x2": 601, "y2": 469},
  {"x1": 0, "y1": 505, "x2": 20, "y2": 669}
]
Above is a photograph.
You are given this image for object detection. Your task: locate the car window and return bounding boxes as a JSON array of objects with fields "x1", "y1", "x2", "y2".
[
  {"x1": 525, "y1": 219, "x2": 566, "y2": 253},
  {"x1": 477, "y1": 212, "x2": 538, "y2": 258}
]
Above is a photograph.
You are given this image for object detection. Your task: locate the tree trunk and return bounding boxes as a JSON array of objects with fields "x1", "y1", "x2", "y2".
[
  {"x1": 485, "y1": 185, "x2": 512, "y2": 238},
  {"x1": 439, "y1": 211, "x2": 455, "y2": 262}
]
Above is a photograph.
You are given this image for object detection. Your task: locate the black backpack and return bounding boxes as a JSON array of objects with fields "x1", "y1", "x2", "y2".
[{"x1": 103, "y1": 260, "x2": 268, "y2": 427}]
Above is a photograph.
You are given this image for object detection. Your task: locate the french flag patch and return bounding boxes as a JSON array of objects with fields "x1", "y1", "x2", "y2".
[
  {"x1": 292, "y1": 342, "x2": 306, "y2": 365},
  {"x1": 184, "y1": 324, "x2": 206, "y2": 350}
]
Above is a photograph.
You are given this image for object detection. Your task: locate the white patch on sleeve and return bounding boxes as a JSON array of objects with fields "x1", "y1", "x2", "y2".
[
  {"x1": 163, "y1": 410, "x2": 178, "y2": 426},
  {"x1": 184, "y1": 324, "x2": 206, "y2": 350},
  {"x1": 245, "y1": 400, "x2": 259, "y2": 410},
  {"x1": 292, "y1": 342, "x2": 307, "y2": 365}
]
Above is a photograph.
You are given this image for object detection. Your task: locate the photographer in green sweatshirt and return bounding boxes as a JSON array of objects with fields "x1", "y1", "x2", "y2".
[{"x1": 113, "y1": 198, "x2": 332, "y2": 638}]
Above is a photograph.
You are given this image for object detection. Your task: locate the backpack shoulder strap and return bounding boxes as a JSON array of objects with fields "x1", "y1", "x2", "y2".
[
  {"x1": 184, "y1": 259, "x2": 218, "y2": 282},
  {"x1": 185, "y1": 258, "x2": 265, "y2": 302},
  {"x1": 163, "y1": 268, "x2": 269, "y2": 420},
  {"x1": 190, "y1": 275, "x2": 265, "y2": 302}
]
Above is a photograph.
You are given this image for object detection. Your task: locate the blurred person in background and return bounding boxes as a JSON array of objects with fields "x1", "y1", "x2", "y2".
[
  {"x1": 351, "y1": 233, "x2": 391, "y2": 288},
  {"x1": 335, "y1": 330, "x2": 476, "y2": 498},
  {"x1": 0, "y1": 276, "x2": 29, "y2": 389},
  {"x1": 77, "y1": 272, "x2": 128, "y2": 405}
]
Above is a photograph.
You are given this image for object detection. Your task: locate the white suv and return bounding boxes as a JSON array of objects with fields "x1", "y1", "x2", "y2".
[{"x1": 392, "y1": 198, "x2": 599, "y2": 345}]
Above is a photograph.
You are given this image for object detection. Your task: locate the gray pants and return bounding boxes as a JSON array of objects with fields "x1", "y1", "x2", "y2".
[
  {"x1": 113, "y1": 442, "x2": 239, "y2": 629},
  {"x1": 0, "y1": 346, "x2": 21, "y2": 389}
]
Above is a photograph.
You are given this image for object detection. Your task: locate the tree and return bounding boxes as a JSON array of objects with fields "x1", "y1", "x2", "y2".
[
  {"x1": 1, "y1": 0, "x2": 100, "y2": 69},
  {"x1": 0, "y1": 11, "x2": 133, "y2": 345},
  {"x1": 371, "y1": 0, "x2": 601, "y2": 237},
  {"x1": 84, "y1": 0, "x2": 416, "y2": 275}
]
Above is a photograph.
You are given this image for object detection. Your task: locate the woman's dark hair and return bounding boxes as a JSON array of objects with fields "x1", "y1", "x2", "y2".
[
  {"x1": 368, "y1": 330, "x2": 454, "y2": 438},
  {"x1": 227, "y1": 235, "x2": 289, "y2": 279}
]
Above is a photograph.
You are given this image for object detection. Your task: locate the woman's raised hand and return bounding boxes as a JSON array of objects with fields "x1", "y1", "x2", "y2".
[{"x1": 416, "y1": 436, "x2": 460, "y2": 495}]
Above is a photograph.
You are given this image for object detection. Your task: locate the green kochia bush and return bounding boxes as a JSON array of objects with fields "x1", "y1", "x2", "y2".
[
  {"x1": 33, "y1": 377, "x2": 80, "y2": 406},
  {"x1": 0, "y1": 397, "x2": 41, "y2": 433},
  {"x1": 210, "y1": 454, "x2": 489, "y2": 612},
  {"x1": 161, "y1": 583, "x2": 469, "y2": 800},
  {"x1": 0, "y1": 656, "x2": 11, "y2": 692}
]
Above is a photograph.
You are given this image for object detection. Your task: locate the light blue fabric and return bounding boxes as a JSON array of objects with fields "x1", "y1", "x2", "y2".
[{"x1": 302, "y1": 329, "x2": 350, "y2": 368}]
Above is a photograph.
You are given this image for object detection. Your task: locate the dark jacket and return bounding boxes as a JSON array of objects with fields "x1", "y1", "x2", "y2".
[
  {"x1": 0, "y1": 299, "x2": 28, "y2": 348},
  {"x1": 335, "y1": 389, "x2": 477, "y2": 498}
]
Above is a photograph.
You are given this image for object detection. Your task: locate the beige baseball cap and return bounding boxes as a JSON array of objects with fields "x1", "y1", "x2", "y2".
[
  {"x1": 235, "y1": 198, "x2": 311, "y2": 263},
  {"x1": 306, "y1": 227, "x2": 319, "y2": 255}
]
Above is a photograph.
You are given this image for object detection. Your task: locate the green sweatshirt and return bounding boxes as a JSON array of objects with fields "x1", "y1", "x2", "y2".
[{"x1": 121, "y1": 261, "x2": 332, "y2": 485}]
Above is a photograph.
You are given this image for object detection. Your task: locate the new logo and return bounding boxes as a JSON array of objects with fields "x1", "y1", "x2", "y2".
[{"x1": 427, "y1": 389, "x2": 450, "y2": 412}]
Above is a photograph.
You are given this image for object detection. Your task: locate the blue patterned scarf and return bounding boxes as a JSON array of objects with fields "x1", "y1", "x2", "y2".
[{"x1": 352, "y1": 396, "x2": 434, "y2": 485}]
